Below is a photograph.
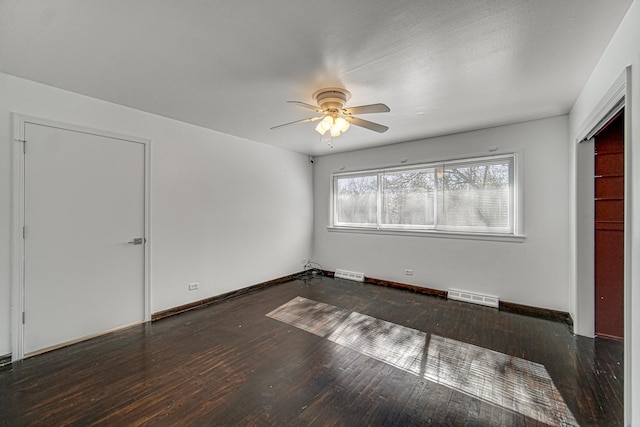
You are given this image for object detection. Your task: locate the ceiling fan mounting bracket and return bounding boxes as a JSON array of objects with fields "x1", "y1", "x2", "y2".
[{"x1": 312, "y1": 87, "x2": 352, "y2": 111}]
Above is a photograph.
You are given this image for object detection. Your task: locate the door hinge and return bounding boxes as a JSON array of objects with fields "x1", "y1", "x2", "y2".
[
  {"x1": 16, "y1": 139, "x2": 26, "y2": 153},
  {"x1": 22, "y1": 226, "x2": 26, "y2": 239},
  {"x1": 22, "y1": 312, "x2": 25, "y2": 324}
]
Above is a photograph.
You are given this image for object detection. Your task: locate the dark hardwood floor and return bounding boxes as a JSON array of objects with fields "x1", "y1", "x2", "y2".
[{"x1": 0, "y1": 276, "x2": 623, "y2": 426}]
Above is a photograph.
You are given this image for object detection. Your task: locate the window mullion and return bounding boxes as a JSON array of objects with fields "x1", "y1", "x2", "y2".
[
  {"x1": 332, "y1": 175, "x2": 337, "y2": 226},
  {"x1": 510, "y1": 157, "x2": 515, "y2": 233},
  {"x1": 435, "y1": 165, "x2": 444, "y2": 231},
  {"x1": 376, "y1": 172, "x2": 382, "y2": 229}
]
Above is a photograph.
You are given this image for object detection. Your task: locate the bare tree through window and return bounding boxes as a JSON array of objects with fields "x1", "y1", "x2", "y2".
[
  {"x1": 382, "y1": 169, "x2": 436, "y2": 226},
  {"x1": 335, "y1": 175, "x2": 377, "y2": 225}
]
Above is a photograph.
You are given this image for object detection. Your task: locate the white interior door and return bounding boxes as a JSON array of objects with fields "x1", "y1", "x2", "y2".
[{"x1": 23, "y1": 122, "x2": 146, "y2": 355}]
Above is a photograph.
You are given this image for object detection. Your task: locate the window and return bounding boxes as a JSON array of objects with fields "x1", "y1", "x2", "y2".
[
  {"x1": 332, "y1": 154, "x2": 517, "y2": 236},
  {"x1": 335, "y1": 173, "x2": 378, "y2": 227}
]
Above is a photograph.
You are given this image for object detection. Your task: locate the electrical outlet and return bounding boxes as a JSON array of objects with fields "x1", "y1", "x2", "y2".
[
  {"x1": 301, "y1": 258, "x2": 308, "y2": 265},
  {"x1": 404, "y1": 269, "x2": 413, "y2": 276},
  {"x1": 188, "y1": 282, "x2": 199, "y2": 291}
]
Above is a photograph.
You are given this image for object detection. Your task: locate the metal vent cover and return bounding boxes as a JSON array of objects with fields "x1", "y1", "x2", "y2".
[
  {"x1": 334, "y1": 269, "x2": 365, "y2": 282},
  {"x1": 448, "y1": 288, "x2": 499, "y2": 308}
]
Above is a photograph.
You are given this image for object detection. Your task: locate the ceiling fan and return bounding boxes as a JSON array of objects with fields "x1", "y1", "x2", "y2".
[{"x1": 270, "y1": 87, "x2": 390, "y2": 147}]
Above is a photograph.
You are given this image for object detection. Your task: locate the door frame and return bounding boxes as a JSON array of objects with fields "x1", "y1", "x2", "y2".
[
  {"x1": 10, "y1": 114, "x2": 152, "y2": 361},
  {"x1": 573, "y1": 67, "x2": 631, "y2": 421},
  {"x1": 574, "y1": 68, "x2": 630, "y2": 336}
]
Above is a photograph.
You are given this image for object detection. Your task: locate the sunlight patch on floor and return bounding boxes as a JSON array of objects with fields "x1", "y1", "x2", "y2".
[
  {"x1": 266, "y1": 296, "x2": 350, "y2": 337},
  {"x1": 267, "y1": 297, "x2": 578, "y2": 426}
]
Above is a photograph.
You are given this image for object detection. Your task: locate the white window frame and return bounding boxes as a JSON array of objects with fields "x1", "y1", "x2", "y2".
[
  {"x1": 329, "y1": 153, "x2": 524, "y2": 242},
  {"x1": 332, "y1": 171, "x2": 380, "y2": 228},
  {"x1": 379, "y1": 166, "x2": 438, "y2": 231}
]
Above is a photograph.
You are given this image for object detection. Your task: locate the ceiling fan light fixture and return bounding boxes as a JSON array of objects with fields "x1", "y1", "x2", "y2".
[
  {"x1": 315, "y1": 122, "x2": 328, "y2": 135},
  {"x1": 321, "y1": 116, "x2": 333, "y2": 129},
  {"x1": 312, "y1": 87, "x2": 351, "y2": 110},
  {"x1": 335, "y1": 117, "x2": 350, "y2": 132},
  {"x1": 272, "y1": 87, "x2": 389, "y2": 148}
]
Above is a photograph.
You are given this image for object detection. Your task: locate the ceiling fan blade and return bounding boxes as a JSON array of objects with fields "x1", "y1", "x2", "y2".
[
  {"x1": 270, "y1": 116, "x2": 323, "y2": 130},
  {"x1": 343, "y1": 103, "x2": 390, "y2": 115},
  {"x1": 346, "y1": 116, "x2": 389, "y2": 133},
  {"x1": 287, "y1": 101, "x2": 322, "y2": 112}
]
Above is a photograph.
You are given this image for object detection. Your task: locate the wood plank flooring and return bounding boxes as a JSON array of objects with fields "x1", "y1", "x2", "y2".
[{"x1": 0, "y1": 276, "x2": 623, "y2": 426}]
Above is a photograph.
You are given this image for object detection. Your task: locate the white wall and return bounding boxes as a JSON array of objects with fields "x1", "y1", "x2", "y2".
[
  {"x1": 312, "y1": 116, "x2": 570, "y2": 311},
  {"x1": 574, "y1": 139, "x2": 595, "y2": 337},
  {"x1": 0, "y1": 72, "x2": 314, "y2": 356},
  {"x1": 568, "y1": 1, "x2": 640, "y2": 424}
]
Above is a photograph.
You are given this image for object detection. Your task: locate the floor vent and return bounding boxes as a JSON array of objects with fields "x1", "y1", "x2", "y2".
[
  {"x1": 448, "y1": 289, "x2": 499, "y2": 308},
  {"x1": 334, "y1": 269, "x2": 365, "y2": 282}
]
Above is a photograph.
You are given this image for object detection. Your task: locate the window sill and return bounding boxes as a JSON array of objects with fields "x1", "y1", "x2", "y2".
[{"x1": 326, "y1": 226, "x2": 526, "y2": 243}]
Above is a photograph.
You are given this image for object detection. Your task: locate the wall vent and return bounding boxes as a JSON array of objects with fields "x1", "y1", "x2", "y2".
[
  {"x1": 334, "y1": 269, "x2": 365, "y2": 282},
  {"x1": 448, "y1": 288, "x2": 499, "y2": 308}
]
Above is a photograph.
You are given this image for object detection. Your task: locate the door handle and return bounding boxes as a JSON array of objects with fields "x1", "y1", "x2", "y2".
[{"x1": 127, "y1": 237, "x2": 146, "y2": 245}]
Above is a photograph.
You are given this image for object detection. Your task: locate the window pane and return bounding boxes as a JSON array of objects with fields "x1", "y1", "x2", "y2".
[
  {"x1": 335, "y1": 175, "x2": 378, "y2": 225},
  {"x1": 381, "y1": 169, "x2": 435, "y2": 226},
  {"x1": 441, "y1": 159, "x2": 512, "y2": 232}
]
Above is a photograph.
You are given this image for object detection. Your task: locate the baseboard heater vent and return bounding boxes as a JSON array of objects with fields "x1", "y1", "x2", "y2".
[
  {"x1": 334, "y1": 269, "x2": 365, "y2": 282},
  {"x1": 448, "y1": 289, "x2": 499, "y2": 308}
]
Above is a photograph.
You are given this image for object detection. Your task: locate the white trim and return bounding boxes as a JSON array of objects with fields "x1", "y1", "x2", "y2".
[
  {"x1": 11, "y1": 115, "x2": 26, "y2": 361},
  {"x1": 14, "y1": 114, "x2": 151, "y2": 145},
  {"x1": 327, "y1": 225, "x2": 525, "y2": 243},
  {"x1": 10, "y1": 114, "x2": 152, "y2": 361},
  {"x1": 621, "y1": 66, "x2": 632, "y2": 427},
  {"x1": 573, "y1": 68, "x2": 629, "y2": 334},
  {"x1": 331, "y1": 153, "x2": 518, "y2": 177},
  {"x1": 330, "y1": 152, "x2": 522, "y2": 237},
  {"x1": 575, "y1": 70, "x2": 626, "y2": 143},
  {"x1": 574, "y1": 138, "x2": 595, "y2": 337},
  {"x1": 144, "y1": 135, "x2": 152, "y2": 322}
]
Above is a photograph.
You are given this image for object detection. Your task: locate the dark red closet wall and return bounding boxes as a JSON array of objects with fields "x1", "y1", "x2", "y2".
[{"x1": 594, "y1": 112, "x2": 624, "y2": 339}]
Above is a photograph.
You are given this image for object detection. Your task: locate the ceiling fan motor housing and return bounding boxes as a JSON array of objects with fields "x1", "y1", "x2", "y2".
[{"x1": 312, "y1": 87, "x2": 352, "y2": 111}]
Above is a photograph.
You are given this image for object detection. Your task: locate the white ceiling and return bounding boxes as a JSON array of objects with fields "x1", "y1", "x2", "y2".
[{"x1": 0, "y1": 1, "x2": 633, "y2": 156}]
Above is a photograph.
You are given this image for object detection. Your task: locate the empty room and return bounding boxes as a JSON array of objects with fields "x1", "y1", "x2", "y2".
[{"x1": 1, "y1": 1, "x2": 639, "y2": 425}]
